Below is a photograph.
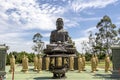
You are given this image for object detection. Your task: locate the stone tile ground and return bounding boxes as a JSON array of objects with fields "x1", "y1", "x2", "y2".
[{"x1": 5, "y1": 65, "x2": 117, "y2": 80}]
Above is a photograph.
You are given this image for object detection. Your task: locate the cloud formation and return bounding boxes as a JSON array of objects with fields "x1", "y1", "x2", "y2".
[
  {"x1": 0, "y1": 0, "x2": 64, "y2": 31},
  {"x1": 71, "y1": 0, "x2": 118, "y2": 12},
  {"x1": 0, "y1": 0, "x2": 118, "y2": 53}
]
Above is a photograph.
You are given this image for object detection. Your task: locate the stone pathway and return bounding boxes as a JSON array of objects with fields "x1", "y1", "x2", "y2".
[{"x1": 5, "y1": 65, "x2": 115, "y2": 80}]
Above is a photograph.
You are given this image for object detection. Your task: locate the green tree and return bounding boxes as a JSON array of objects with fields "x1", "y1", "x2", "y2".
[
  {"x1": 32, "y1": 33, "x2": 44, "y2": 54},
  {"x1": 6, "y1": 53, "x2": 10, "y2": 65},
  {"x1": 95, "y1": 15, "x2": 118, "y2": 54},
  {"x1": 85, "y1": 52, "x2": 92, "y2": 61}
]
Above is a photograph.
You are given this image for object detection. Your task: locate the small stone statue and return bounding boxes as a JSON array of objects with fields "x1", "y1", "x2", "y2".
[
  {"x1": 94, "y1": 54, "x2": 99, "y2": 71},
  {"x1": 82, "y1": 54, "x2": 86, "y2": 71},
  {"x1": 33, "y1": 55, "x2": 38, "y2": 71},
  {"x1": 78, "y1": 55, "x2": 83, "y2": 73},
  {"x1": 91, "y1": 54, "x2": 96, "y2": 72},
  {"x1": 64, "y1": 58, "x2": 67, "y2": 65},
  {"x1": 57, "y1": 57, "x2": 62, "y2": 67},
  {"x1": 51, "y1": 58, "x2": 55, "y2": 66},
  {"x1": 69, "y1": 56, "x2": 74, "y2": 71},
  {"x1": 21, "y1": 55, "x2": 29, "y2": 73},
  {"x1": 45, "y1": 56, "x2": 50, "y2": 70},
  {"x1": 37, "y1": 55, "x2": 42, "y2": 73},
  {"x1": 105, "y1": 54, "x2": 110, "y2": 72},
  {"x1": 9, "y1": 55, "x2": 15, "y2": 73}
]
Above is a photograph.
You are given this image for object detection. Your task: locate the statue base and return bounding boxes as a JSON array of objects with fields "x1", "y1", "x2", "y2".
[
  {"x1": 0, "y1": 71, "x2": 6, "y2": 75},
  {"x1": 111, "y1": 70, "x2": 120, "y2": 78},
  {"x1": 37, "y1": 70, "x2": 42, "y2": 73},
  {"x1": 21, "y1": 69, "x2": 28, "y2": 73},
  {"x1": 0, "y1": 71, "x2": 6, "y2": 79},
  {"x1": 33, "y1": 69, "x2": 38, "y2": 71}
]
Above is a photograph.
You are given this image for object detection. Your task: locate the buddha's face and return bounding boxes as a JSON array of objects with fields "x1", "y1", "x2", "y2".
[{"x1": 56, "y1": 18, "x2": 64, "y2": 30}]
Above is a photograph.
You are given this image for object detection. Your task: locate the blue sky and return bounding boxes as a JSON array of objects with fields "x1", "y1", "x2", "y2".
[{"x1": 0, "y1": 0, "x2": 120, "y2": 53}]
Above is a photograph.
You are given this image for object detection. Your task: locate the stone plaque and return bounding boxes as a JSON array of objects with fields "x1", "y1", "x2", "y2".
[
  {"x1": 112, "y1": 49, "x2": 120, "y2": 70},
  {"x1": 0, "y1": 44, "x2": 8, "y2": 76},
  {"x1": 111, "y1": 41, "x2": 120, "y2": 77}
]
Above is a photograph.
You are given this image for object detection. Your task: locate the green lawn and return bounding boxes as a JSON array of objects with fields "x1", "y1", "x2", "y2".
[
  {"x1": 86, "y1": 60, "x2": 112, "y2": 69},
  {"x1": 5, "y1": 62, "x2": 113, "y2": 80}
]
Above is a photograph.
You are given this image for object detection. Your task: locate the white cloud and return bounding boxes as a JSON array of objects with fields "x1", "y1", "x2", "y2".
[
  {"x1": 117, "y1": 17, "x2": 120, "y2": 20},
  {"x1": 7, "y1": 41, "x2": 33, "y2": 53},
  {"x1": 42, "y1": 33, "x2": 50, "y2": 38},
  {"x1": 73, "y1": 37, "x2": 89, "y2": 53},
  {"x1": 0, "y1": 32, "x2": 33, "y2": 53},
  {"x1": 70, "y1": 0, "x2": 118, "y2": 12},
  {"x1": 0, "y1": 0, "x2": 65, "y2": 31},
  {"x1": 64, "y1": 18, "x2": 79, "y2": 28},
  {"x1": 0, "y1": 32, "x2": 50, "y2": 53},
  {"x1": 77, "y1": 26, "x2": 98, "y2": 38},
  {"x1": 79, "y1": 17, "x2": 101, "y2": 21},
  {"x1": 83, "y1": 11, "x2": 95, "y2": 15},
  {"x1": 0, "y1": 0, "x2": 66, "y2": 52},
  {"x1": 0, "y1": 0, "x2": 119, "y2": 53},
  {"x1": 84, "y1": 27, "x2": 97, "y2": 34}
]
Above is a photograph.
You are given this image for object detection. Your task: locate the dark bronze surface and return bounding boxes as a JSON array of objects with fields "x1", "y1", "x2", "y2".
[{"x1": 44, "y1": 18, "x2": 76, "y2": 79}]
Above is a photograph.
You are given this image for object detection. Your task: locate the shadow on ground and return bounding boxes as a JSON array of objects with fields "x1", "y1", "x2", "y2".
[
  {"x1": 34, "y1": 77, "x2": 52, "y2": 80},
  {"x1": 94, "y1": 74, "x2": 120, "y2": 80}
]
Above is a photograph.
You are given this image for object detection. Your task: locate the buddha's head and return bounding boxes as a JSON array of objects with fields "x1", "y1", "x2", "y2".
[{"x1": 56, "y1": 18, "x2": 64, "y2": 30}]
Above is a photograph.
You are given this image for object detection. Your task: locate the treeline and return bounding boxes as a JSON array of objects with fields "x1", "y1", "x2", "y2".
[
  {"x1": 6, "y1": 51, "x2": 111, "y2": 65},
  {"x1": 77, "y1": 52, "x2": 112, "y2": 61},
  {"x1": 6, "y1": 51, "x2": 35, "y2": 65}
]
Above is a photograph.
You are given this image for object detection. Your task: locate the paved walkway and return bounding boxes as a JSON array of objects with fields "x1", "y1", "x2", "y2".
[{"x1": 5, "y1": 65, "x2": 114, "y2": 80}]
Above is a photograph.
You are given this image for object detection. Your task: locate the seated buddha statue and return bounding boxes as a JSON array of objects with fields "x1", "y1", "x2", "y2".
[{"x1": 50, "y1": 18, "x2": 70, "y2": 44}]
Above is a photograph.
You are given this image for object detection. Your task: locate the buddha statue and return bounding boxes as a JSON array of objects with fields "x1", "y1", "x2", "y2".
[
  {"x1": 78, "y1": 55, "x2": 83, "y2": 73},
  {"x1": 82, "y1": 54, "x2": 86, "y2": 71},
  {"x1": 33, "y1": 55, "x2": 38, "y2": 71},
  {"x1": 37, "y1": 55, "x2": 42, "y2": 73},
  {"x1": 50, "y1": 18, "x2": 69, "y2": 44},
  {"x1": 21, "y1": 55, "x2": 29, "y2": 73},
  {"x1": 57, "y1": 57, "x2": 62, "y2": 67},
  {"x1": 94, "y1": 54, "x2": 99, "y2": 71},
  {"x1": 43, "y1": 18, "x2": 76, "y2": 79},
  {"x1": 64, "y1": 58, "x2": 67, "y2": 65},
  {"x1": 91, "y1": 54, "x2": 96, "y2": 73},
  {"x1": 69, "y1": 56, "x2": 74, "y2": 71},
  {"x1": 105, "y1": 54, "x2": 110, "y2": 72},
  {"x1": 51, "y1": 58, "x2": 55, "y2": 66},
  {"x1": 45, "y1": 55, "x2": 50, "y2": 70},
  {"x1": 9, "y1": 55, "x2": 15, "y2": 73}
]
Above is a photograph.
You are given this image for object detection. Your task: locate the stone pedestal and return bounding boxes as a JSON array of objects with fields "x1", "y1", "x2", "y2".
[
  {"x1": 0, "y1": 44, "x2": 8, "y2": 77},
  {"x1": 111, "y1": 45, "x2": 120, "y2": 78}
]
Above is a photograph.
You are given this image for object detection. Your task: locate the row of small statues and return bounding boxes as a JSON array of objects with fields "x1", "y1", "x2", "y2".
[
  {"x1": 9, "y1": 54, "x2": 111, "y2": 73},
  {"x1": 9, "y1": 55, "x2": 43, "y2": 73}
]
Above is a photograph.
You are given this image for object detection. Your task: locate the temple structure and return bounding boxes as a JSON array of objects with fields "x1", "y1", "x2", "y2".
[{"x1": 44, "y1": 18, "x2": 76, "y2": 78}]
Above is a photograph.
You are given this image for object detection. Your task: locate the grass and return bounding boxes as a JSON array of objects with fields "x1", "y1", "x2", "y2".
[
  {"x1": 5, "y1": 60, "x2": 113, "y2": 80},
  {"x1": 86, "y1": 60, "x2": 112, "y2": 67}
]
